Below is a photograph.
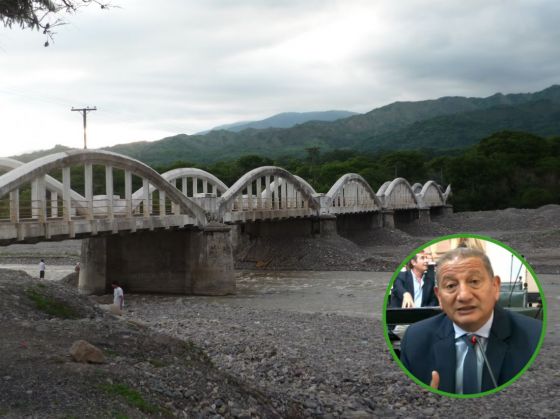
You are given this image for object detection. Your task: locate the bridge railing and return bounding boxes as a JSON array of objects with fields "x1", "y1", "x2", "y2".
[{"x1": 218, "y1": 168, "x2": 319, "y2": 222}]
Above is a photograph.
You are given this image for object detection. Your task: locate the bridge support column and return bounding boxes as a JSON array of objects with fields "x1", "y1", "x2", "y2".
[
  {"x1": 78, "y1": 227, "x2": 235, "y2": 296},
  {"x1": 373, "y1": 213, "x2": 383, "y2": 228},
  {"x1": 79, "y1": 237, "x2": 107, "y2": 295},
  {"x1": 316, "y1": 215, "x2": 337, "y2": 237},
  {"x1": 382, "y1": 210, "x2": 395, "y2": 228},
  {"x1": 190, "y1": 223, "x2": 235, "y2": 295},
  {"x1": 418, "y1": 208, "x2": 431, "y2": 225},
  {"x1": 335, "y1": 212, "x2": 382, "y2": 237}
]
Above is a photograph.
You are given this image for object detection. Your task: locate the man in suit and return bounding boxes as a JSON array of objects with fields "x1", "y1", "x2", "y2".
[
  {"x1": 391, "y1": 251, "x2": 438, "y2": 308},
  {"x1": 400, "y1": 247, "x2": 542, "y2": 394}
]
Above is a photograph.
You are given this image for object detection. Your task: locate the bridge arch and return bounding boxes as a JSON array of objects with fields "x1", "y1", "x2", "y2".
[
  {"x1": 443, "y1": 184, "x2": 452, "y2": 204},
  {"x1": 217, "y1": 166, "x2": 319, "y2": 222},
  {"x1": 380, "y1": 178, "x2": 419, "y2": 210},
  {"x1": 326, "y1": 173, "x2": 382, "y2": 213},
  {"x1": 411, "y1": 182, "x2": 423, "y2": 194},
  {"x1": 129, "y1": 167, "x2": 228, "y2": 214},
  {"x1": 0, "y1": 157, "x2": 91, "y2": 216},
  {"x1": 160, "y1": 168, "x2": 228, "y2": 196},
  {"x1": 0, "y1": 150, "x2": 207, "y2": 226},
  {"x1": 0, "y1": 157, "x2": 25, "y2": 172},
  {"x1": 417, "y1": 180, "x2": 445, "y2": 207}
]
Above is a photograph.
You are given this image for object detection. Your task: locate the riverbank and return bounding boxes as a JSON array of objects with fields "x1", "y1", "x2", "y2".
[{"x1": 0, "y1": 269, "x2": 281, "y2": 418}]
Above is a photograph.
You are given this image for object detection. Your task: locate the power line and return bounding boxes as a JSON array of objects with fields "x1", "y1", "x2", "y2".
[{"x1": 71, "y1": 106, "x2": 97, "y2": 149}]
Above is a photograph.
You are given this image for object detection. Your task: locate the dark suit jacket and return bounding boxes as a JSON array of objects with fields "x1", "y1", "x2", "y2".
[
  {"x1": 400, "y1": 305, "x2": 542, "y2": 393},
  {"x1": 390, "y1": 269, "x2": 438, "y2": 308}
]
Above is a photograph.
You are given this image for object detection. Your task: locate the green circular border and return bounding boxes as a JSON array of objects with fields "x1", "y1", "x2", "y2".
[{"x1": 381, "y1": 233, "x2": 548, "y2": 398}]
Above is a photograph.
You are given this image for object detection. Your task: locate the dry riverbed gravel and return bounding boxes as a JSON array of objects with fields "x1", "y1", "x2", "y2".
[{"x1": 0, "y1": 205, "x2": 558, "y2": 418}]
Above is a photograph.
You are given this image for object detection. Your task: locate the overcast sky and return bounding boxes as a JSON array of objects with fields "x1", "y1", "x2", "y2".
[{"x1": 1, "y1": 0, "x2": 559, "y2": 157}]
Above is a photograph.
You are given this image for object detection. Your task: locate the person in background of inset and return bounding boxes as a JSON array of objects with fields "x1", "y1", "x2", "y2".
[
  {"x1": 112, "y1": 281, "x2": 124, "y2": 311},
  {"x1": 39, "y1": 259, "x2": 46, "y2": 280},
  {"x1": 400, "y1": 247, "x2": 542, "y2": 394},
  {"x1": 391, "y1": 250, "x2": 438, "y2": 308}
]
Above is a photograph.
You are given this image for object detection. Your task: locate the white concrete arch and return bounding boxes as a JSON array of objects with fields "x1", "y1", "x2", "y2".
[
  {"x1": 381, "y1": 178, "x2": 419, "y2": 210},
  {"x1": 0, "y1": 157, "x2": 25, "y2": 171},
  {"x1": 377, "y1": 181, "x2": 391, "y2": 196},
  {"x1": 443, "y1": 185, "x2": 453, "y2": 204},
  {"x1": 262, "y1": 175, "x2": 316, "y2": 198},
  {"x1": 411, "y1": 182, "x2": 423, "y2": 194},
  {"x1": 160, "y1": 168, "x2": 228, "y2": 196},
  {"x1": 418, "y1": 180, "x2": 445, "y2": 207},
  {"x1": 218, "y1": 166, "x2": 319, "y2": 221},
  {"x1": 294, "y1": 175, "x2": 317, "y2": 195},
  {"x1": 0, "y1": 157, "x2": 89, "y2": 216},
  {"x1": 0, "y1": 149, "x2": 207, "y2": 225},
  {"x1": 129, "y1": 167, "x2": 228, "y2": 214},
  {"x1": 326, "y1": 173, "x2": 382, "y2": 213}
]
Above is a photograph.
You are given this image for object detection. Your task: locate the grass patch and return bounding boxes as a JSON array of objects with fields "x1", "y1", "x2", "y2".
[
  {"x1": 104, "y1": 348, "x2": 119, "y2": 357},
  {"x1": 100, "y1": 383, "x2": 160, "y2": 415},
  {"x1": 183, "y1": 340, "x2": 214, "y2": 366},
  {"x1": 25, "y1": 287, "x2": 79, "y2": 319},
  {"x1": 148, "y1": 358, "x2": 167, "y2": 368}
]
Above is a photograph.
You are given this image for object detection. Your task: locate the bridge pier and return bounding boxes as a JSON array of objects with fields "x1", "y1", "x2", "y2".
[
  {"x1": 430, "y1": 205, "x2": 453, "y2": 218},
  {"x1": 336, "y1": 212, "x2": 383, "y2": 237},
  {"x1": 418, "y1": 208, "x2": 431, "y2": 224},
  {"x1": 315, "y1": 215, "x2": 338, "y2": 237},
  {"x1": 190, "y1": 223, "x2": 235, "y2": 295},
  {"x1": 78, "y1": 226, "x2": 235, "y2": 296},
  {"x1": 79, "y1": 236, "x2": 107, "y2": 295},
  {"x1": 382, "y1": 210, "x2": 395, "y2": 228}
]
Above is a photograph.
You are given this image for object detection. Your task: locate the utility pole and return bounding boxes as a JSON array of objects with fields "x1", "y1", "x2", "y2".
[{"x1": 71, "y1": 106, "x2": 97, "y2": 149}]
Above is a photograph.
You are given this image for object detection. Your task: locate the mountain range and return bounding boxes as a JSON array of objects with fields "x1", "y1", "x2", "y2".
[
  {"x1": 13, "y1": 85, "x2": 560, "y2": 166},
  {"x1": 198, "y1": 110, "x2": 358, "y2": 133}
]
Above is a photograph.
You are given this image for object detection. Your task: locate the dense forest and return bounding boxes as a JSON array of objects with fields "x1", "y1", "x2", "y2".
[{"x1": 152, "y1": 131, "x2": 559, "y2": 212}]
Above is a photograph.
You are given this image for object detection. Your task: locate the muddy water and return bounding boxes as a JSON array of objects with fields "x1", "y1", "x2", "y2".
[
  {"x1": 0, "y1": 264, "x2": 392, "y2": 318},
  {"x1": 217, "y1": 270, "x2": 391, "y2": 318},
  {"x1": 1, "y1": 264, "x2": 555, "y2": 341}
]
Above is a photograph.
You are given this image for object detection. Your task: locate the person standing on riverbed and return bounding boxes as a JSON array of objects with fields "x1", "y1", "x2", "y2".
[
  {"x1": 112, "y1": 281, "x2": 124, "y2": 311},
  {"x1": 38, "y1": 259, "x2": 46, "y2": 280}
]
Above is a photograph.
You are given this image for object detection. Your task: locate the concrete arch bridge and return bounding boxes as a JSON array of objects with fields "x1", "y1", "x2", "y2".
[{"x1": 0, "y1": 150, "x2": 452, "y2": 295}]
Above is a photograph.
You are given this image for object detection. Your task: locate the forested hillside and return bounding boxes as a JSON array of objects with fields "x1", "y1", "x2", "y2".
[
  {"x1": 153, "y1": 131, "x2": 560, "y2": 212},
  {"x1": 103, "y1": 85, "x2": 560, "y2": 165}
]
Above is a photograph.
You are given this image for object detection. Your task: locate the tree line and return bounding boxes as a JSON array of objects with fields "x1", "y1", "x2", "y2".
[{"x1": 155, "y1": 131, "x2": 559, "y2": 212}]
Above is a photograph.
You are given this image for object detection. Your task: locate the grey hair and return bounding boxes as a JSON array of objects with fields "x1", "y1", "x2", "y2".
[{"x1": 435, "y1": 247, "x2": 495, "y2": 285}]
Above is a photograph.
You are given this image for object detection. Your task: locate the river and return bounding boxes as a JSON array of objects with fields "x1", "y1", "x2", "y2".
[{"x1": 0, "y1": 264, "x2": 556, "y2": 338}]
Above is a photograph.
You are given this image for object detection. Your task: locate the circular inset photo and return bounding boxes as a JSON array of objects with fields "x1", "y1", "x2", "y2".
[{"x1": 383, "y1": 234, "x2": 546, "y2": 397}]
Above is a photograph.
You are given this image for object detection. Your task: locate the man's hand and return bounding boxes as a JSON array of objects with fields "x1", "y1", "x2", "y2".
[
  {"x1": 402, "y1": 292, "x2": 415, "y2": 308},
  {"x1": 430, "y1": 370, "x2": 440, "y2": 389}
]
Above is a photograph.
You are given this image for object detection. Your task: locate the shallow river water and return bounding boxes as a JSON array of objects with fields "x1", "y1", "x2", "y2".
[{"x1": 0, "y1": 264, "x2": 556, "y2": 337}]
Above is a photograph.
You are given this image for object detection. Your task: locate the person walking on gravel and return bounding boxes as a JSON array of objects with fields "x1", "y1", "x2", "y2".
[
  {"x1": 38, "y1": 259, "x2": 46, "y2": 280},
  {"x1": 112, "y1": 281, "x2": 124, "y2": 311}
]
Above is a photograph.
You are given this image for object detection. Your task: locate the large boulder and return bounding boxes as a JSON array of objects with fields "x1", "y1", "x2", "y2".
[{"x1": 69, "y1": 340, "x2": 105, "y2": 364}]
